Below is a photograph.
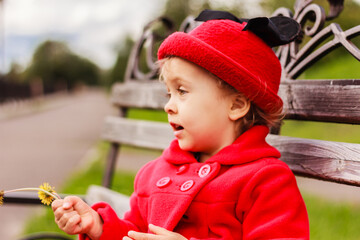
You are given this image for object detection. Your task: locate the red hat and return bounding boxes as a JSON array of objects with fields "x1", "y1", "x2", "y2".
[{"x1": 158, "y1": 18, "x2": 283, "y2": 114}]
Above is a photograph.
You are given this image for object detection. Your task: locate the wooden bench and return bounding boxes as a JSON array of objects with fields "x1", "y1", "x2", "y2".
[
  {"x1": 102, "y1": 0, "x2": 360, "y2": 190},
  {"x1": 6, "y1": 0, "x2": 360, "y2": 239}
]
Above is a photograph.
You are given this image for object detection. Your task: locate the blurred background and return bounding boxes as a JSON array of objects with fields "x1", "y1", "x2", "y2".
[
  {"x1": 1, "y1": 0, "x2": 360, "y2": 96},
  {"x1": 0, "y1": 0, "x2": 360, "y2": 239}
]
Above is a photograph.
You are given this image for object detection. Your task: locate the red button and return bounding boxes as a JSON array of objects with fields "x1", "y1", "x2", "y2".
[
  {"x1": 176, "y1": 164, "x2": 189, "y2": 174},
  {"x1": 198, "y1": 164, "x2": 211, "y2": 178},
  {"x1": 180, "y1": 180, "x2": 194, "y2": 191},
  {"x1": 156, "y1": 177, "x2": 171, "y2": 188}
]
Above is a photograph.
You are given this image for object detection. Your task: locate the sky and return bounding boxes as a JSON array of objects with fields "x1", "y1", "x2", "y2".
[
  {"x1": 0, "y1": 0, "x2": 166, "y2": 73},
  {"x1": 0, "y1": 0, "x2": 269, "y2": 73},
  {"x1": 2, "y1": 0, "x2": 358, "y2": 74}
]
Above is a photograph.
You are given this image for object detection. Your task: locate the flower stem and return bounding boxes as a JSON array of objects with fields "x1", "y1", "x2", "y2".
[{"x1": 4, "y1": 188, "x2": 60, "y2": 200}]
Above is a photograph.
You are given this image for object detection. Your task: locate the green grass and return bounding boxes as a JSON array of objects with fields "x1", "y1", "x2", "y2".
[
  {"x1": 281, "y1": 120, "x2": 360, "y2": 143},
  {"x1": 300, "y1": 51, "x2": 360, "y2": 79},
  {"x1": 304, "y1": 193, "x2": 360, "y2": 239},
  {"x1": 127, "y1": 108, "x2": 167, "y2": 122}
]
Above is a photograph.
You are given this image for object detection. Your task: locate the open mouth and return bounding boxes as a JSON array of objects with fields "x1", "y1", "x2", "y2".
[{"x1": 170, "y1": 122, "x2": 184, "y2": 131}]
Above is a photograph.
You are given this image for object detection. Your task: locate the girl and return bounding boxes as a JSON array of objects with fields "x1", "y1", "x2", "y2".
[{"x1": 52, "y1": 10, "x2": 309, "y2": 240}]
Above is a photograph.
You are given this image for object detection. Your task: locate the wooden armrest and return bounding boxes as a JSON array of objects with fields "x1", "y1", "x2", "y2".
[{"x1": 85, "y1": 185, "x2": 130, "y2": 218}]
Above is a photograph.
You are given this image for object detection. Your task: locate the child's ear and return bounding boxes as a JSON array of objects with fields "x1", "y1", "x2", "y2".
[{"x1": 228, "y1": 95, "x2": 251, "y2": 121}]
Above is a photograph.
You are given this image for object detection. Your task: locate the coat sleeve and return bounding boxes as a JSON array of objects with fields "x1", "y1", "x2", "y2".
[
  {"x1": 238, "y1": 162, "x2": 309, "y2": 240},
  {"x1": 79, "y1": 192, "x2": 147, "y2": 240},
  {"x1": 79, "y1": 162, "x2": 154, "y2": 239}
]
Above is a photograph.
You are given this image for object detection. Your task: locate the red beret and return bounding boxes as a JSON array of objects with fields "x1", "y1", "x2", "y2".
[{"x1": 158, "y1": 19, "x2": 283, "y2": 114}]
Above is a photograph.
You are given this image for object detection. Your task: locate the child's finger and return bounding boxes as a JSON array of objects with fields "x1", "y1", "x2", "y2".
[
  {"x1": 63, "y1": 196, "x2": 91, "y2": 216},
  {"x1": 62, "y1": 196, "x2": 80, "y2": 210},
  {"x1": 148, "y1": 224, "x2": 170, "y2": 235},
  {"x1": 53, "y1": 206, "x2": 70, "y2": 222},
  {"x1": 122, "y1": 237, "x2": 133, "y2": 240},
  {"x1": 62, "y1": 214, "x2": 82, "y2": 234},
  {"x1": 127, "y1": 230, "x2": 152, "y2": 240},
  {"x1": 148, "y1": 224, "x2": 187, "y2": 239},
  {"x1": 51, "y1": 199, "x2": 64, "y2": 211}
]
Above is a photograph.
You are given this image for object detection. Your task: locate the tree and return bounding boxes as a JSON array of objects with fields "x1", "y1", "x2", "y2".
[
  {"x1": 107, "y1": 36, "x2": 134, "y2": 86},
  {"x1": 5, "y1": 62, "x2": 24, "y2": 83},
  {"x1": 25, "y1": 40, "x2": 100, "y2": 93},
  {"x1": 161, "y1": 0, "x2": 246, "y2": 29},
  {"x1": 162, "y1": 0, "x2": 193, "y2": 29}
]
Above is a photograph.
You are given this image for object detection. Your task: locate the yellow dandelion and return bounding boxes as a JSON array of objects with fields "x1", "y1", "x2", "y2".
[
  {"x1": 0, "y1": 190, "x2": 4, "y2": 206},
  {"x1": 1, "y1": 183, "x2": 60, "y2": 206},
  {"x1": 38, "y1": 182, "x2": 57, "y2": 206}
]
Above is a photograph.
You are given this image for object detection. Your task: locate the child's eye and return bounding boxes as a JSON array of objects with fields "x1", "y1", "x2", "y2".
[
  {"x1": 177, "y1": 88, "x2": 188, "y2": 95},
  {"x1": 165, "y1": 92, "x2": 171, "y2": 98}
]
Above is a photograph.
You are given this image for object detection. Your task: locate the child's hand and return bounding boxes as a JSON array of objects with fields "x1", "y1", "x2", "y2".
[
  {"x1": 52, "y1": 196, "x2": 103, "y2": 239},
  {"x1": 123, "y1": 224, "x2": 187, "y2": 240}
]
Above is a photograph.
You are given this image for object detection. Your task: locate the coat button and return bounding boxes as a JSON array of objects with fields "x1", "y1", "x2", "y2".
[
  {"x1": 176, "y1": 164, "x2": 189, "y2": 174},
  {"x1": 180, "y1": 180, "x2": 194, "y2": 191},
  {"x1": 198, "y1": 164, "x2": 211, "y2": 178},
  {"x1": 156, "y1": 177, "x2": 171, "y2": 188}
]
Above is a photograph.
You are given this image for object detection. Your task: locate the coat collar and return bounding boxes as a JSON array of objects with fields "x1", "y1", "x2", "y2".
[{"x1": 162, "y1": 125, "x2": 280, "y2": 165}]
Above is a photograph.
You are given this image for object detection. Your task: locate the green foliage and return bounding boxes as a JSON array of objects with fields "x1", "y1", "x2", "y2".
[
  {"x1": 25, "y1": 40, "x2": 100, "y2": 92},
  {"x1": 304, "y1": 193, "x2": 360, "y2": 239},
  {"x1": 106, "y1": 36, "x2": 134, "y2": 87},
  {"x1": 162, "y1": 0, "x2": 193, "y2": 30},
  {"x1": 4, "y1": 63, "x2": 25, "y2": 83},
  {"x1": 301, "y1": 53, "x2": 360, "y2": 79},
  {"x1": 127, "y1": 108, "x2": 167, "y2": 122},
  {"x1": 162, "y1": 0, "x2": 246, "y2": 29},
  {"x1": 282, "y1": 120, "x2": 360, "y2": 143}
]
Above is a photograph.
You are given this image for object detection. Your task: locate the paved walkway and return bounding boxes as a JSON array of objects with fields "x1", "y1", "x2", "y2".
[{"x1": 0, "y1": 88, "x2": 115, "y2": 240}]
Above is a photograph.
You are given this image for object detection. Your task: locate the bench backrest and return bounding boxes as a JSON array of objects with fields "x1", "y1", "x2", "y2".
[{"x1": 101, "y1": 0, "x2": 360, "y2": 188}]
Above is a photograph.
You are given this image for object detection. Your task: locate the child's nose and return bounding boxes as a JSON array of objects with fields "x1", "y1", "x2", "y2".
[{"x1": 164, "y1": 98, "x2": 177, "y2": 114}]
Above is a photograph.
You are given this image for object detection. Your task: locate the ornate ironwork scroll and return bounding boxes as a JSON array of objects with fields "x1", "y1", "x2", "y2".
[
  {"x1": 124, "y1": 14, "x2": 200, "y2": 82},
  {"x1": 273, "y1": 0, "x2": 360, "y2": 80},
  {"x1": 125, "y1": 0, "x2": 359, "y2": 82},
  {"x1": 124, "y1": 17, "x2": 174, "y2": 82}
]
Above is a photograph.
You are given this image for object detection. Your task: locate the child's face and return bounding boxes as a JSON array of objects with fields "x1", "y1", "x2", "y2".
[{"x1": 163, "y1": 58, "x2": 239, "y2": 160}]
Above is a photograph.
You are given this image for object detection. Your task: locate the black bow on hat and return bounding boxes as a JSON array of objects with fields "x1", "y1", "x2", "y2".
[{"x1": 195, "y1": 9, "x2": 301, "y2": 48}]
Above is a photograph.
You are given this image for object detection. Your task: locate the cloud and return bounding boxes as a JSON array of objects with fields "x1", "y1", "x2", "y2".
[{"x1": 2, "y1": 0, "x2": 166, "y2": 71}]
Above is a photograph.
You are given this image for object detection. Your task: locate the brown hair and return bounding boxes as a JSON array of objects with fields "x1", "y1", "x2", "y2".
[{"x1": 215, "y1": 77, "x2": 284, "y2": 134}]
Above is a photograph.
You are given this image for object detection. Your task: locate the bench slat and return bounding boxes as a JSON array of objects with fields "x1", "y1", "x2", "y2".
[
  {"x1": 111, "y1": 79, "x2": 360, "y2": 124},
  {"x1": 2, "y1": 192, "x2": 80, "y2": 205},
  {"x1": 280, "y1": 79, "x2": 360, "y2": 123},
  {"x1": 267, "y1": 135, "x2": 360, "y2": 186},
  {"x1": 102, "y1": 116, "x2": 360, "y2": 186},
  {"x1": 111, "y1": 81, "x2": 167, "y2": 110},
  {"x1": 102, "y1": 116, "x2": 173, "y2": 150},
  {"x1": 3, "y1": 192, "x2": 42, "y2": 205}
]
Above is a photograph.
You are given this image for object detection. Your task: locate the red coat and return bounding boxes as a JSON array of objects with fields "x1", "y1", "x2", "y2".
[{"x1": 82, "y1": 126, "x2": 309, "y2": 239}]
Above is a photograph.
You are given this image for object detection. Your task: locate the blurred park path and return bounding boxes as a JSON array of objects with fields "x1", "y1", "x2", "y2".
[{"x1": 0, "y1": 88, "x2": 115, "y2": 240}]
